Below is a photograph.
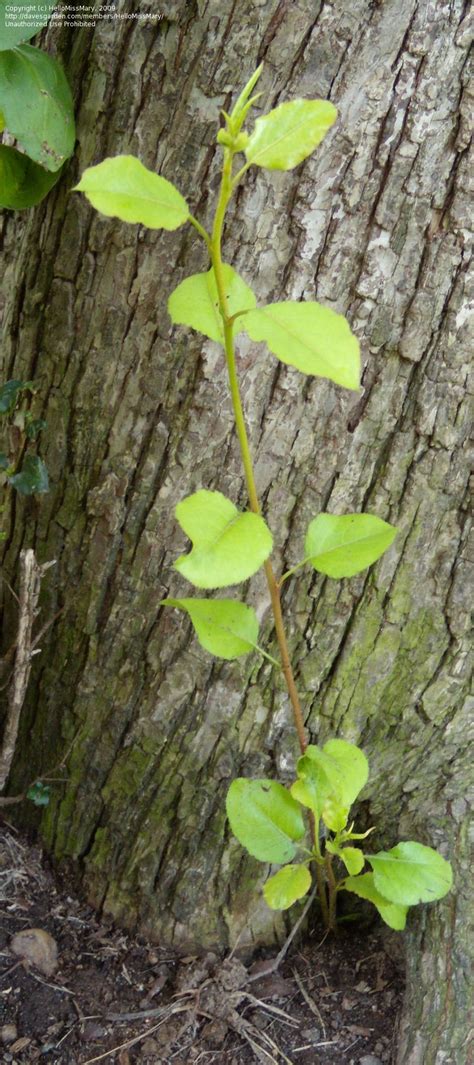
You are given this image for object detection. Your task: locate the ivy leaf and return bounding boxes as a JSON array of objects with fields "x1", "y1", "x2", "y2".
[
  {"x1": 242, "y1": 302, "x2": 360, "y2": 391},
  {"x1": 168, "y1": 265, "x2": 256, "y2": 344},
  {"x1": 344, "y1": 873, "x2": 409, "y2": 931},
  {"x1": 263, "y1": 864, "x2": 312, "y2": 910},
  {"x1": 26, "y1": 780, "x2": 51, "y2": 807},
  {"x1": 74, "y1": 155, "x2": 189, "y2": 229},
  {"x1": 226, "y1": 778, "x2": 306, "y2": 863},
  {"x1": 8, "y1": 454, "x2": 49, "y2": 495},
  {"x1": 0, "y1": 45, "x2": 75, "y2": 171},
  {"x1": 305, "y1": 513, "x2": 398, "y2": 579},
  {"x1": 339, "y1": 847, "x2": 365, "y2": 876},
  {"x1": 368, "y1": 842, "x2": 453, "y2": 906},
  {"x1": 0, "y1": 145, "x2": 63, "y2": 209},
  {"x1": 174, "y1": 489, "x2": 272, "y2": 589},
  {"x1": 0, "y1": 379, "x2": 34, "y2": 414},
  {"x1": 245, "y1": 99, "x2": 337, "y2": 170},
  {"x1": 161, "y1": 597, "x2": 259, "y2": 660},
  {"x1": 0, "y1": 1, "x2": 56, "y2": 51},
  {"x1": 25, "y1": 416, "x2": 47, "y2": 440}
]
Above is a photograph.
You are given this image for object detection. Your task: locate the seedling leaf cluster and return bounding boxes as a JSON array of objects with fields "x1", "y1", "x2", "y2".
[{"x1": 75, "y1": 65, "x2": 452, "y2": 930}]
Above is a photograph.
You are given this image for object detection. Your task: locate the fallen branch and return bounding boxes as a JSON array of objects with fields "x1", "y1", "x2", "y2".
[{"x1": 0, "y1": 549, "x2": 55, "y2": 793}]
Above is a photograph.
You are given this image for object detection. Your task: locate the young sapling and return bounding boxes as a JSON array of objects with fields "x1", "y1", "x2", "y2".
[{"x1": 74, "y1": 64, "x2": 453, "y2": 931}]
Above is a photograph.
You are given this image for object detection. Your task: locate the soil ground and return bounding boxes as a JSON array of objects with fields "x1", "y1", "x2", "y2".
[{"x1": 0, "y1": 824, "x2": 404, "y2": 1064}]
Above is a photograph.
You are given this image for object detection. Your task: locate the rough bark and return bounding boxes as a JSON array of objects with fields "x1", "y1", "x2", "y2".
[{"x1": 0, "y1": 2, "x2": 472, "y2": 1062}]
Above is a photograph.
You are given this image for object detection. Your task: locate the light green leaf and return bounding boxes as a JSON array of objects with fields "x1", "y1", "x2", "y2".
[
  {"x1": 305, "y1": 513, "x2": 398, "y2": 579},
  {"x1": 293, "y1": 740, "x2": 368, "y2": 820},
  {"x1": 245, "y1": 99, "x2": 337, "y2": 170},
  {"x1": 161, "y1": 597, "x2": 259, "y2": 660},
  {"x1": 344, "y1": 873, "x2": 408, "y2": 931},
  {"x1": 74, "y1": 155, "x2": 189, "y2": 229},
  {"x1": 339, "y1": 847, "x2": 365, "y2": 876},
  {"x1": 242, "y1": 302, "x2": 360, "y2": 391},
  {"x1": 291, "y1": 770, "x2": 329, "y2": 821},
  {"x1": 226, "y1": 779, "x2": 306, "y2": 864},
  {"x1": 0, "y1": 1, "x2": 56, "y2": 51},
  {"x1": 9, "y1": 454, "x2": 49, "y2": 495},
  {"x1": 321, "y1": 798, "x2": 350, "y2": 833},
  {"x1": 174, "y1": 489, "x2": 272, "y2": 589},
  {"x1": 368, "y1": 842, "x2": 453, "y2": 906},
  {"x1": 318, "y1": 739, "x2": 369, "y2": 808},
  {"x1": 168, "y1": 266, "x2": 256, "y2": 344},
  {"x1": 264, "y1": 864, "x2": 312, "y2": 910},
  {"x1": 0, "y1": 145, "x2": 62, "y2": 209},
  {"x1": 230, "y1": 64, "x2": 263, "y2": 127},
  {"x1": 0, "y1": 45, "x2": 74, "y2": 171}
]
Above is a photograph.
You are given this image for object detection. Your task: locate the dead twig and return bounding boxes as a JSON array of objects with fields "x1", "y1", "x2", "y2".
[
  {"x1": 0, "y1": 550, "x2": 56, "y2": 793},
  {"x1": 248, "y1": 885, "x2": 318, "y2": 984},
  {"x1": 292, "y1": 966, "x2": 327, "y2": 1038}
]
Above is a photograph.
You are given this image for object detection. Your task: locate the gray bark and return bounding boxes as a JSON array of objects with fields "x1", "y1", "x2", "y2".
[{"x1": 0, "y1": 2, "x2": 472, "y2": 1062}]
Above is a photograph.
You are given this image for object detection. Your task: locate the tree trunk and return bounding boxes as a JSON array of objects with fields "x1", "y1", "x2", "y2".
[{"x1": 1, "y1": 1, "x2": 471, "y2": 1061}]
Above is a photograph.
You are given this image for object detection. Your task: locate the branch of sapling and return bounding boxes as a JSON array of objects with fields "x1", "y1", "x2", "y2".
[{"x1": 74, "y1": 63, "x2": 453, "y2": 937}]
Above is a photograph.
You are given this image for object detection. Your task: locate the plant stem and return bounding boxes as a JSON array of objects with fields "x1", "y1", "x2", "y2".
[
  {"x1": 209, "y1": 144, "x2": 333, "y2": 926},
  {"x1": 315, "y1": 862, "x2": 330, "y2": 927},
  {"x1": 325, "y1": 854, "x2": 338, "y2": 931},
  {"x1": 210, "y1": 148, "x2": 308, "y2": 756}
]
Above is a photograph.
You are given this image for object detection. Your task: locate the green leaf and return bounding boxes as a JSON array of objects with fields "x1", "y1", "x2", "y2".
[
  {"x1": 305, "y1": 513, "x2": 398, "y2": 579},
  {"x1": 168, "y1": 266, "x2": 256, "y2": 344},
  {"x1": 368, "y1": 842, "x2": 453, "y2": 906},
  {"x1": 317, "y1": 739, "x2": 369, "y2": 808},
  {"x1": 344, "y1": 873, "x2": 408, "y2": 931},
  {"x1": 263, "y1": 864, "x2": 312, "y2": 910},
  {"x1": 0, "y1": 1, "x2": 56, "y2": 51},
  {"x1": 26, "y1": 780, "x2": 51, "y2": 807},
  {"x1": 74, "y1": 155, "x2": 189, "y2": 229},
  {"x1": 242, "y1": 302, "x2": 360, "y2": 391},
  {"x1": 226, "y1": 778, "x2": 306, "y2": 863},
  {"x1": 25, "y1": 416, "x2": 47, "y2": 440},
  {"x1": 321, "y1": 798, "x2": 350, "y2": 833},
  {"x1": 8, "y1": 454, "x2": 49, "y2": 495},
  {"x1": 0, "y1": 453, "x2": 10, "y2": 470},
  {"x1": 291, "y1": 767, "x2": 329, "y2": 820},
  {"x1": 245, "y1": 99, "x2": 337, "y2": 170},
  {"x1": 339, "y1": 847, "x2": 365, "y2": 876},
  {"x1": 292, "y1": 739, "x2": 368, "y2": 820},
  {"x1": 174, "y1": 489, "x2": 272, "y2": 589},
  {"x1": 0, "y1": 45, "x2": 75, "y2": 171},
  {"x1": 0, "y1": 145, "x2": 62, "y2": 209},
  {"x1": 161, "y1": 597, "x2": 259, "y2": 660},
  {"x1": 0, "y1": 379, "x2": 34, "y2": 414},
  {"x1": 230, "y1": 64, "x2": 263, "y2": 127}
]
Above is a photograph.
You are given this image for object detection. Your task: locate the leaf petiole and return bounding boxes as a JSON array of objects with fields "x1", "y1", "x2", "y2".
[{"x1": 188, "y1": 213, "x2": 211, "y2": 248}]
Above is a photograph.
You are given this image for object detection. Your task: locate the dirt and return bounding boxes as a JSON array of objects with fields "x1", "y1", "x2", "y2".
[{"x1": 0, "y1": 825, "x2": 404, "y2": 1064}]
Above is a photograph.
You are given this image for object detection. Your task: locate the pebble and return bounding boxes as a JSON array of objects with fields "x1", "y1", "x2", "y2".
[
  {"x1": 142, "y1": 1039, "x2": 160, "y2": 1055},
  {"x1": 301, "y1": 1027, "x2": 322, "y2": 1041},
  {"x1": 10, "y1": 929, "x2": 58, "y2": 977},
  {"x1": 359, "y1": 1056, "x2": 384, "y2": 1065},
  {"x1": 0, "y1": 1025, "x2": 17, "y2": 1045}
]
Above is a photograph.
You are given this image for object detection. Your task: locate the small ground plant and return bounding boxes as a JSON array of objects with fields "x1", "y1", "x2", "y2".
[
  {"x1": 75, "y1": 66, "x2": 452, "y2": 931},
  {"x1": 0, "y1": 378, "x2": 49, "y2": 536}
]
